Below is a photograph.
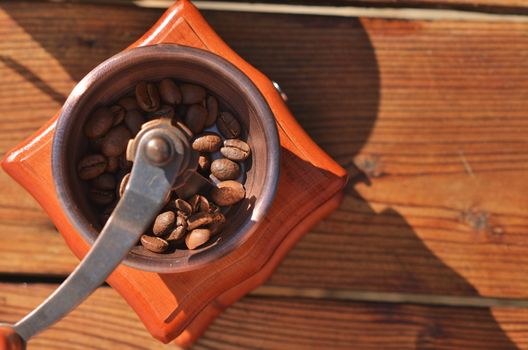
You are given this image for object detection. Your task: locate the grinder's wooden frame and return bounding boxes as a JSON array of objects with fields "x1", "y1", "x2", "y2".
[{"x1": 1, "y1": 0, "x2": 347, "y2": 347}]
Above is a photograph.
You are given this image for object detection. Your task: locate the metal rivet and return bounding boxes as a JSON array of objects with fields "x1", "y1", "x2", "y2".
[{"x1": 145, "y1": 136, "x2": 172, "y2": 165}]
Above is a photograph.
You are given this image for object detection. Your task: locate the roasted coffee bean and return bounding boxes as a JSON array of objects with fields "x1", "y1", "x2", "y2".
[
  {"x1": 118, "y1": 96, "x2": 140, "y2": 111},
  {"x1": 141, "y1": 235, "x2": 169, "y2": 253},
  {"x1": 85, "y1": 107, "x2": 114, "y2": 139},
  {"x1": 88, "y1": 188, "x2": 115, "y2": 206},
  {"x1": 136, "y1": 81, "x2": 160, "y2": 112},
  {"x1": 110, "y1": 105, "x2": 126, "y2": 125},
  {"x1": 189, "y1": 194, "x2": 210, "y2": 213},
  {"x1": 146, "y1": 105, "x2": 174, "y2": 120},
  {"x1": 118, "y1": 173, "x2": 130, "y2": 197},
  {"x1": 167, "y1": 225, "x2": 186, "y2": 242},
  {"x1": 176, "y1": 214, "x2": 188, "y2": 228},
  {"x1": 106, "y1": 156, "x2": 119, "y2": 173},
  {"x1": 187, "y1": 212, "x2": 214, "y2": 230},
  {"x1": 198, "y1": 154, "x2": 211, "y2": 174},
  {"x1": 209, "y1": 212, "x2": 226, "y2": 236},
  {"x1": 192, "y1": 133, "x2": 222, "y2": 153},
  {"x1": 180, "y1": 84, "x2": 206, "y2": 104},
  {"x1": 221, "y1": 139, "x2": 251, "y2": 161},
  {"x1": 217, "y1": 111, "x2": 241, "y2": 139},
  {"x1": 175, "y1": 198, "x2": 193, "y2": 216},
  {"x1": 211, "y1": 180, "x2": 245, "y2": 206},
  {"x1": 185, "y1": 229, "x2": 211, "y2": 250},
  {"x1": 205, "y1": 95, "x2": 218, "y2": 127},
  {"x1": 208, "y1": 222, "x2": 224, "y2": 236},
  {"x1": 78, "y1": 154, "x2": 107, "y2": 180},
  {"x1": 211, "y1": 158, "x2": 240, "y2": 180},
  {"x1": 166, "y1": 215, "x2": 188, "y2": 242},
  {"x1": 189, "y1": 195, "x2": 200, "y2": 212},
  {"x1": 101, "y1": 126, "x2": 132, "y2": 157},
  {"x1": 184, "y1": 104, "x2": 207, "y2": 134},
  {"x1": 124, "y1": 109, "x2": 144, "y2": 135},
  {"x1": 159, "y1": 79, "x2": 182, "y2": 105},
  {"x1": 152, "y1": 211, "x2": 176, "y2": 236},
  {"x1": 91, "y1": 173, "x2": 116, "y2": 190}
]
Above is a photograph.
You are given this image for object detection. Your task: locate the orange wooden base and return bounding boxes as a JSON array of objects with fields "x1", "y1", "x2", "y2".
[{"x1": 1, "y1": 0, "x2": 347, "y2": 347}]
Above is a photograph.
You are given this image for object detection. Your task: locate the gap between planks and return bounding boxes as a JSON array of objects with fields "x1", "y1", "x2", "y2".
[
  {"x1": 252, "y1": 286, "x2": 528, "y2": 309},
  {"x1": 3, "y1": 275, "x2": 528, "y2": 309},
  {"x1": 43, "y1": 0, "x2": 528, "y2": 22}
]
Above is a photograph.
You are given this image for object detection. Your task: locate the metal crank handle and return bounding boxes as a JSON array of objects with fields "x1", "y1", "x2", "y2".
[{"x1": 0, "y1": 122, "x2": 187, "y2": 350}]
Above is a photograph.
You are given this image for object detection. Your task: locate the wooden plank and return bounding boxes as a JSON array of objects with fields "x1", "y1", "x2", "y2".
[
  {"x1": 0, "y1": 282, "x2": 526, "y2": 349},
  {"x1": 69, "y1": 0, "x2": 528, "y2": 13},
  {"x1": 1, "y1": 2, "x2": 528, "y2": 300}
]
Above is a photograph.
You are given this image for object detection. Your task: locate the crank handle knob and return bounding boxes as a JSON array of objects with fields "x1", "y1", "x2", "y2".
[{"x1": 0, "y1": 325, "x2": 24, "y2": 350}]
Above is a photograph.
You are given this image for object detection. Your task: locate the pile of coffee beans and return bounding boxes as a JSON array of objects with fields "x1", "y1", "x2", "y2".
[{"x1": 77, "y1": 79, "x2": 251, "y2": 252}]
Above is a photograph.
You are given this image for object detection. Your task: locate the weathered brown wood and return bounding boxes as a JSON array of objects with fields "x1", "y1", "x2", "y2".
[
  {"x1": 67, "y1": 0, "x2": 528, "y2": 13},
  {"x1": 213, "y1": 0, "x2": 528, "y2": 15},
  {"x1": 0, "y1": 282, "x2": 525, "y2": 349},
  {"x1": 1, "y1": 2, "x2": 528, "y2": 301}
]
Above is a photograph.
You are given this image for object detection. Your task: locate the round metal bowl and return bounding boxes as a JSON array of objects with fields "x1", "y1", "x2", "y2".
[{"x1": 52, "y1": 44, "x2": 280, "y2": 273}]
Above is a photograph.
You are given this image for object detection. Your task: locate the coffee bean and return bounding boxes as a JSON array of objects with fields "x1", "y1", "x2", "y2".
[
  {"x1": 180, "y1": 84, "x2": 206, "y2": 104},
  {"x1": 167, "y1": 225, "x2": 186, "y2": 242},
  {"x1": 187, "y1": 212, "x2": 214, "y2": 230},
  {"x1": 159, "y1": 79, "x2": 182, "y2": 105},
  {"x1": 136, "y1": 81, "x2": 160, "y2": 112},
  {"x1": 211, "y1": 158, "x2": 240, "y2": 180},
  {"x1": 211, "y1": 180, "x2": 245, "y2": 206},
  {"x1": 80, "y1": 78, "x2": 252, "y2": 252},
  {"x1": 189, "y1": 194, "x2": 210, "y2": 213},
  {"x1": 88, "y1": 188, "x2": 115, "y2": 206},
  {"x1": 141, "y1": 235, "x2": 169, "y2": 253},
  {"x1": 91, "y1": 173, "x2": 116, "y2": 190},
  {"x1": 118, "y1": 173, "x2": 130, "y2": 197},
  {"x1": 185, "y1": 104, "x2": 207, "y2": 134},
  {"x1": 118, "y1": 96, "x2": 140, "y2": 111},
  {"x1": 198, "y1": 154, "x2": 211, "y2": 174},
  {"x1": 101, "y1": 125, "x2": 132, "y2": 157},
  {"x1": 106, "y1": 156, "x2": 119, "y2": 173},
  {"x1": 185, "y1": 229, "x2": 211, "y2": 250},
  {"x1": 192, "y1": 133, "x2": 222, "y2": 153},
  {"x1": 209, "y1": 212, "x2": 226, "y2": 236},
  {"x1": 85, "y1": 107, "x2": 114, "y2": 139},
  {"x1": 221, "y1": 139, "x2": 251, "y2": 161},
  {"x1": 217, "y1": 111, "x2": 241, "y2": 139},
  {"x1": 152, "y1": 211, "x2": 175, "y2": 236},
  {"x1": 189, "y1": 195, "x2": 200, "y2": 212},
  {"x1": 78, "y1": 154, "x2": 107, "y2": 180},
  {"x1": 110, "y1": 105, "x2": 126, "y2": 126},
  {"x1": 175, "y1": 198, "x2": 193, "y2": 216},
  {"x1": 146, "y1": 105, "x2": 174, "y2": 120},
  {"x1": 124, "y1": 109, "x2": 144, "y2": 135},
  {"x1": 205, "y1": 95, "x2": 218, "y2": 127}
]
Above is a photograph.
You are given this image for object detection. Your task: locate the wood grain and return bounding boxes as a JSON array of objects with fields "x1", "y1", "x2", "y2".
[
  {"x1": 0, "y1": 282, "x2": 525, "y2": 350},
  {"x1": 1, "y1": 2, "x2": 528, "y2": 300},
  {"x1": 73, "y1": 0, "x2": 528, "y2": 13}
]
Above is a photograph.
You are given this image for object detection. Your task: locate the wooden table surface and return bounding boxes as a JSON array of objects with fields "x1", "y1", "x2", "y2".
[{"x1": 1, "y1": 0, "x2": 528, "y2": 349}]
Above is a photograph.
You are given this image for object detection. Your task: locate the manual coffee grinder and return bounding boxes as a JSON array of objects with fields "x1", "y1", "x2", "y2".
[{"x1": 0, "y1": 1, "x2": 347, "y2": 348}]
